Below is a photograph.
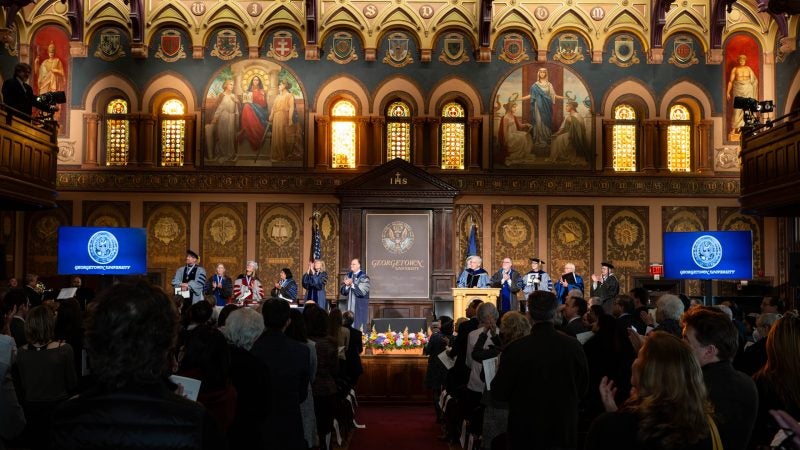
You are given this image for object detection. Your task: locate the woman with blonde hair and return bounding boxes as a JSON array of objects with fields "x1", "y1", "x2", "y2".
[
  {"x1": 750, "y1": 313, "x2": 800, "y2": 448},
  {"x1": 586, "y1": 331, "x2": 715, "y2": 450},
  {"x1": 302, "y1": 258, "x2": 329, "y2": 309}
]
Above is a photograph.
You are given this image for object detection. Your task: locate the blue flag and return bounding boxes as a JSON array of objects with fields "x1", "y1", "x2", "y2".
[
  {"x1": 311, "y1": 223, "x2": 322, "y2": 261},
  {"x1": 467, "y1": 223, "x2": 477, "y2": 258}
]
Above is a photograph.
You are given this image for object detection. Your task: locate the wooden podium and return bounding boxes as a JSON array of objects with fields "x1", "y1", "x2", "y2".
[{"x1": 451, "y1": 288, "x2": 500, "y2": 320}]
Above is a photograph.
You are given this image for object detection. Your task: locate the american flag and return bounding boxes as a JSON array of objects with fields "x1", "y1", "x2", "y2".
[{"x1": 311, "y1": 222, "x2": 322, "y2": 261}]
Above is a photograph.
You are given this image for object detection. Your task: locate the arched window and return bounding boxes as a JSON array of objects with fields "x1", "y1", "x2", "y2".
[
  {"x1": 612, "y1": 104, "x2": 637, "y2": 172},
  {"x1": 331, "y1": 99, "x2": 356, "y2": 169},
  {"x1": 159, "y1": 99, "x2": 186, "y2": 167},
  {"x1": 105, "y1": 98, "x2": 129, "y2": 166},
  {"x1": 440, "y1": 101, "x2": 466, "y2": 170},
  {"x1": 385, "y1": 100, "x2": 411, "y2": 162},
  {"x1": 667, "y1": 104, "x2": 691, "y2": 172}
]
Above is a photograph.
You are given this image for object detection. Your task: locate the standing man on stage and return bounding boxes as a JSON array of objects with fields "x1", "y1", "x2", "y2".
[
  {"x1": 554, "y1": 262, "x2": 583, "y2": 304},
  {"x1": 490, "y1": 257, "x2": 522, "y2": 314},
  {"x1": 205, "y1": 263, "x2": 233, "y2": 306},
  {"x1": 457, "y1": 255, "x2": 490, "y2": 288},
  {"x1": 590, "y1": 261, "x2": 619, "y2": 314},
  {"x1": 172, "y1": 249, "x2": 206, "y2": 306},
  {"x1": 519, "y1": 257, "x2": 552, "y2": 298},
  {"x1": 340, "y1": 258, "x2": 370, "y2": 331}
]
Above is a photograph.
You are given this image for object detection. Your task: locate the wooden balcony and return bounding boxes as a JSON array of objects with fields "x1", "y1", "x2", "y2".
[
  {"x1": 739, "y1": 111, "x2": 800, "y2": 216},
  {"x1": 0, "y1": 105, "x2": 59, "y2": 210}
]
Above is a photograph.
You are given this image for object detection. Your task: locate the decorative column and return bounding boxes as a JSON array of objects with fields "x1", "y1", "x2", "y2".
[
  {"x1": 357, "y1": 117, "x2": 372, "y2": 167},
  {"x1": 128, "y1": 114, "x2": 139, "y2": 166},
  {"x1": 83, "y1": 113, "x2": 99, "y2": 167},
  {"x1": 642, "y1": 120, "x2": 658, "y2": 173},
  {"x1": 139, "y1": 115, "x2": 156, "y2": 167},
  {"x1": 468, "y1": 117, "x2": 482, "y2": 170},
  {"x1": 315, "y1": 116, "x2": 329, "y2": 168},
  {"x1": 369, "y1": 117, "x2": 384, "y2": 167},
  {"x1": 656, "y1": 120, "x2": 670, "y2": 173},
  {"x1": 183, "y1": 115, "x2": 195, "y2": 168},
  {"x1": 413, "y1": 117, "x2": 427, "y2": 167},
  {"x1": 601, "y1": 119, "x2": 614, "y2": 172},
  {"x1": 696, "y1": 119, "x2": 713, "y2": 173},
  {"x1": 428, "y1": 117, "x2": 441, "y2": 168}
]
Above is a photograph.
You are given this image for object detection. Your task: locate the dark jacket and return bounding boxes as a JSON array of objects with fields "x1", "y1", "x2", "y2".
[
  {"x1": 702, "y1": 360, "x2": 758, "y2": 450},
  {"x1": 50, "y1": 382, "x2": 226, "y2": 449},
  {"x1": 586, "y1": 410, "x2": 712, "y2": 450},
  {"x1": 344, "y1": 326, "x2": 363, "y2": 386},
  {"x1": 2, "y1": 77, "x2": 44, "y2": 117},
  {"x1": 491, "y1": 321, "x2": 589, "y2": 450}
]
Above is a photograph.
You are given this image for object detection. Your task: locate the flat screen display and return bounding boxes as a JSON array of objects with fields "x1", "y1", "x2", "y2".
[
  {"x1": 58, "y1": 227, "x2": 147, "y2": 275},
  {"x1": 663, "y1": 231, "x2": 753, "y2": 280}
]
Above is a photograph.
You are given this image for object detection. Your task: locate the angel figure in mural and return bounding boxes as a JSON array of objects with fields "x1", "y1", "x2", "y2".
[
  {"x1": 549, "y1": 101, "x2": 590, "y2": 164},
  {"x1": 34, "y1": 42, "x2": 65, "y2": 93},
  {"x1": 239, "y1": 75, "x2": 269, "y2": 152},
  {"x1": 521, "y1": 67, "x2": 565, "y2": 154},
  {"x1": 269, "y1": 78, "x2": 295, "y2": 161},
  {"x1": 210, "y1": 79, "x2": 240, "y2": 162},
  {"x1": 495, "y1": 94, "x2": 536, "y2": 165},
  {"x1": 726, "y1": 54, "x2": 758, "y2": 134}
]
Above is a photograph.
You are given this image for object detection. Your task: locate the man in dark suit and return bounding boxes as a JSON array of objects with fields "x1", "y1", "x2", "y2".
[
  {"x1": 22, "y1": 273, "x2": 42, "y2": 308},
  {"x1": 492, "y1": 291, "x2": 589, "y2": 450},
  {"x1": 250, "y1": 298, "x2": 311, "y2": 450},
  {"x1": 1, "y1": 63, "x2": 50, "y2": 117},
  {"x1": 342, "y1": 310, "x2": 363, "y2": 388},
  {"x1": 561, "y1": 293, "x2": 589, "y2": 337}
]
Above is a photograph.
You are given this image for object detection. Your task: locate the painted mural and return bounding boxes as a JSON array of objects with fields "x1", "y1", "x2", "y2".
[
  {"x1": 724, "y1": 34, "x2": 760, "y2": 140},
  {"x1": 493, "y1": 63, "x2": 592, "y2": 169},
  {"x1": 204, "y1": 61, "x2": 304, "y2": 167},
  {"x1": 31, "y1": 25, "x2": 69, "y2": 135}
]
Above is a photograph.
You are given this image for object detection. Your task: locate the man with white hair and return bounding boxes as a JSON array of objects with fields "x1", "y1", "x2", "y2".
[
  {"x1": 555, "y1": 262, "x2": 583, "y2": 304},
  {"x1": 652, "y1": 294, "x2": 684, "y2": 337},
  {"x1": 457, "y1": 255, "x2": 490, "y2": 288}
]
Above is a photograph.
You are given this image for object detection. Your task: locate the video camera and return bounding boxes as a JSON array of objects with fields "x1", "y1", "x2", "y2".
[
  {"x1": 34, "y1": 90, "x2": 66, "y2": 122},
  {"x1": 733, "y1": 96, "x2": 774, "y2": 128}
]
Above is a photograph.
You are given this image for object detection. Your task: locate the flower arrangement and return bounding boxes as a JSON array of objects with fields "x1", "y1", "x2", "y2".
[{"x1": 362, "y1": 325, "x2": 429, "y2": 351}]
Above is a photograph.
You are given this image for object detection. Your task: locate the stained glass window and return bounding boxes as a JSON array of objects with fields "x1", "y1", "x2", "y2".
[
  {"x1": 386, "y1": 101, "x2": 411, "y2": 161},
  {"x1": 331, "y1": 99, "x2": 356, "y2": 169},
  {"x1": 160, "y1": 99, "x2": 185, "y2": 167},
  {"x1": 440, "y1": 101, "x2": 465, "y2": 170},
  {"x1": 612, "y1": 104, "x2": 637, "y2": 172},
  {"x1": 667, "y1": 104, "x2": 691, "y2": 172},
  {"x1": 105, "y1": 98, "x2": 129, "y2": 166}
]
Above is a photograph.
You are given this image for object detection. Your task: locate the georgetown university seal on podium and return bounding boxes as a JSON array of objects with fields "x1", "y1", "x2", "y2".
[
  {"x1": 691, "y1": 235, "x2": 722, "y2": 269},
  {"x1": 88, "y1": 230, "x2": 119, "y2": 265}
]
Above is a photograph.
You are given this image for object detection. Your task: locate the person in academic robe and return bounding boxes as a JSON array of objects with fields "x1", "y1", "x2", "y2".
[
  {"x1": 171, "y1": 249, "x2": 207, "y2": 305},
  {"x1": 490, "y1": 257, "x2": 522, "y2": 314},
  {"x1": 302, "y1": 259, "x2": 329, "y2": 309},
  {"x1": 204, "y1": 263, "x2": 233, "y2": 306},
  {"x1": 554, "y1": 262, "x2": 583, "y2": 304},
  {"x1": 233, "y1": 260, "x2": 265, "y2": 303},
  {"x1": 339, "y1": 259, "x2": 370, "y2": 331},
  {"x1": 271, "y1": 268, "x2": 298, "y2": 302},
  {"x1": 518, "y1": 257, "x2": 552, "y2": 312},
  {"x1": 457, "y1": 255, "x2": 490, "y2": 288},
  {"x1": 590, "y1": 261, "x2": 620, "y2": 314}
]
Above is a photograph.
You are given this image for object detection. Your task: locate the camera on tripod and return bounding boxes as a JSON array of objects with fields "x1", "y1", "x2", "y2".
[
  {"x1": 733, "y1": 96, "x2": 774, "y2": 128},
  {"x1": 35, "y1": 90, "x2": 66, "y2": 121}
]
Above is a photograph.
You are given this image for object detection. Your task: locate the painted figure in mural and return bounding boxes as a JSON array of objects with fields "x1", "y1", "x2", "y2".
[
  {"x1": 549, "y1": 101, "x2": 590, "y2": 163},
  {"x1": 34, "y1": 42, "x2": 65, "y2": 93},
  {"x1": 726, "y1": 54, "x2": 758, "y2": 133},
  {"x1": 521, "y1": 67, "x2": 564, "y2": 153},
  {"x1": 269, "y1": 78, "x2": 295, "y2": 161},
  {"x1": 239, "y1": 75, "x2": 269, "y2": 151},
  {"x1": 497, "y1": 95, "x2": 536, "y2": 165},
  {"x1": 210, "y1": 79, "x2": 239, "y2": 162}
]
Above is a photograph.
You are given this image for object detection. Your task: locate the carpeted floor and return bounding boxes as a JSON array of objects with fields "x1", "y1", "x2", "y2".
[{"x1": 346, "y1": 404, "x2": 451, "y2": 450}]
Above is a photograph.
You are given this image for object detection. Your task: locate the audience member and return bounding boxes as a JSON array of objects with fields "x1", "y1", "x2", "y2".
[
  {"x1": 222, "y1": 307, "x2": 269, "y2": 449},
  {"x1": 760, "y1": 295, "x2": 784, "y2": 314},
  {"x1": 586, "y1": 332, "x2": 714, "y2": 450},
  {"x1": 304, "y1": 304, "x2": 339, "y2": 450},
  {"x1": 582, "y1": 312, "x2": 633, "y2": 422},
  {"x1": 613, "y1": 294, "x2": 647, "y2": 335},
  {"x1": 51, "y1": 280, "x2": 225, "y2": 449},
  {"x1": 560, "y1": 293, "x2": 589, "y2": 336},
  {"x1": 216, "y1": 303, "x2": 239, "y2": 328},
  {"x1": 750, "y1": 313, "x2": 800, "y2": 448},
  {"x1": 492, "y1": 291, "x2": 589, "y2": 450},
  {"x1": 682, "y1": 306, "x2": 758, "y2": 450},
  {"x1": 734, "y1": 312, "x2": 780, "y2": 376},
  {"x1": 54, "y1": 298, "x2": 83, "y2": 378},
  {"x1": 424, "y1": 315, "x2": 452, "y2": 422},
  {"x1": 250, "y1": 298, "x2": 310, "y2": 450},
  {"x1": 16, "y1": 305, "x2": 76, "y2": 450},
  {"x1": 3, "y1": 289, "x2": 29, "y2": 348},
  {"x1": 651, "y1": 294, "x2": 684, "y2": 337},
  {"x1": 0, "y1": 298, "x2": 25, "y2": 445},
  {"x1": 22, "y1": 274, "x2": 42, "y2": 308},
  {"x1": 446, "y1": 298, "x2": 483, "y2": 392},
  {"x1": 342, "y1": 310, "x2": 364, "y2": 388},
  {"x1": 286, "y1": 308, "x2": 318, "y2": 449}
]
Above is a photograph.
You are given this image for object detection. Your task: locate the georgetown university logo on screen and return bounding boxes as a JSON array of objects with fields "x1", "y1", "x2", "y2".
[
  {"x1": 87, "y1": 231, "x2": 119, "y2": 265},
  {"x1": 381, "y1": 221, "x2": 414, "y2": 254},
  {"x1": 691, "y1": 235, "x2": 722, "y2": 269}
]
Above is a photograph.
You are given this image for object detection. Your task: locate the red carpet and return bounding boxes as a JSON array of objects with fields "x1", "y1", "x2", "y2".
[{"x1": 348, "y1": 404, "x2": 450, "y2": 450}]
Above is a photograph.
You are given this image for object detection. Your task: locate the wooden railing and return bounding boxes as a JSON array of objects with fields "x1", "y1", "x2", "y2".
[
  {"x1": 0, "y1": 104, "x2": 60, "y2": 210},
  {"x1": 739, "y1": 110, "x2": 800, "y2": 216}
]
